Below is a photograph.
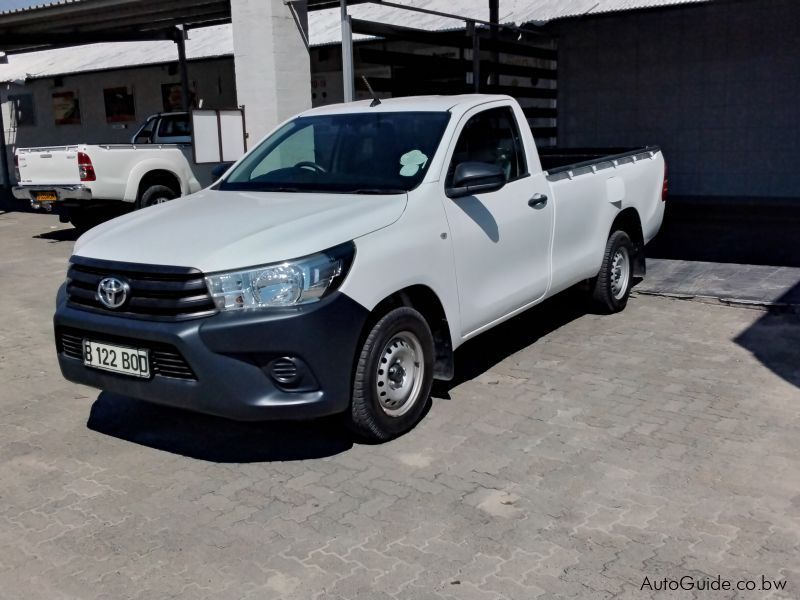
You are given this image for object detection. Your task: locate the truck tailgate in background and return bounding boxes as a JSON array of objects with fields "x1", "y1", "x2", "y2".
[{"x1": 16, "y1": 146, "x2": 80, "y2": 185}]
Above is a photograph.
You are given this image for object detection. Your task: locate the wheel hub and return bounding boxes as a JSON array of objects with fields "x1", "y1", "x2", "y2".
[
  {"x1": 610, "y1": 247, "x2": 630, "y2": 300},
  {"x1": 375, "y1": 332, "x2": 424, "y2": 417},
  {"x1": 387, "y1": 362, "x2": 406, "y2": 386}
]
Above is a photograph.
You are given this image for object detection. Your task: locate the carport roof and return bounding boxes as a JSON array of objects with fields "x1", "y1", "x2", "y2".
[
  {"x1": 0, "y1": 0, "x2": 233, "y2": 52},
  {"x1": 0, "y1": 0, "x2": 711, "y2": 82},
  {"x1": 0, "y1": 0, "x2": 375, "y2": 53}
]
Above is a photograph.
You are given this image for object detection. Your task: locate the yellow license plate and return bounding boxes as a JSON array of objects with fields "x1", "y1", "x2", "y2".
[{"x1": 35, "y1": 192, "x2": 57, "y2": 202}]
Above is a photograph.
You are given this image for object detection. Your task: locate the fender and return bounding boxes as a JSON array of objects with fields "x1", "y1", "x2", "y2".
[{"x1": 123, "y1": 155, "x2": 194, "y2": 202}]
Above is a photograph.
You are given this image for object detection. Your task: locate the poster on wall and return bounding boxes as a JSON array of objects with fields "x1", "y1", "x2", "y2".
[
  {"x1": 8, "y1": 94, "x2": 36, "y2": 126},
  {"x1": 52, "y1": 91, "x2": 81, "y2": 125},
  {"x1": 161, "y1": 82, "x2": 197, "y2": 112},
  {"x1": 103, "y1": 86, "x2": 136, "y2": 122}
]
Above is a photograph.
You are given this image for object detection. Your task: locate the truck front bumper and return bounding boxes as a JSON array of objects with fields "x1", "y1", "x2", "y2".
[
  {"x1": 54, "y1": 289, "x2": 370, "y2": 421},
  {"x1": 13, "y1": 184, "x2": 92, "y2": 211}
]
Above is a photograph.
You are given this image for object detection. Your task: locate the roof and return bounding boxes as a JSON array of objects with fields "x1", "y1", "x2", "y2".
[
  {"x1": 0, "y1": 0, "x2": 231, "y2": 54},
  {"x1": 496, "y1": 0, "x2": 710, "y2": 24},
  {"x1": 301, "y1": 94, "x2": 509, "y2": 116},
  {"x1": 0, "y1": 23, "x2": 234, "y2": 83},
  {"x1": 0, "y1": 0, "x2": 711, "y2": 83}
]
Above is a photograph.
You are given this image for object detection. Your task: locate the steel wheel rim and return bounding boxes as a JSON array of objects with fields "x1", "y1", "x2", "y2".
[
  {"x1": 153, "y1": 196, "x2": 171, "y2": 205},
  {"x1": 375, "y1": 331, "x2": 424, "y2": 417},
  {"x1": 610, "y1": 246, "x2": 630, "y2": 300}
]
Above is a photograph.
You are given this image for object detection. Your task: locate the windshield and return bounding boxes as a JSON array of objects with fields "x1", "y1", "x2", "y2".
[{"x1": 219, "y1": 111, "x2": 451, "y2": 194}]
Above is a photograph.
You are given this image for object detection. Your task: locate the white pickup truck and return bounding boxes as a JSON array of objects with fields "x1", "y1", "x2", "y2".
[
  {"x1": 13, "y1": 112, "x2": 216, "y2": 230},
  {"x1": 54, "y1": 94, "x2": 666, "y2": 441}
]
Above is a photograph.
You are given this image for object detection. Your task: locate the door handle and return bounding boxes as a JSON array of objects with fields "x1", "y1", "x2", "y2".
[{"x1": 528, "y1": 194, "x2": 548, "y2": 209}]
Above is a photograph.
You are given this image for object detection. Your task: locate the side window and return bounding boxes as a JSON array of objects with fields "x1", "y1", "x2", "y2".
[
  {"x1": 447, "y1": 106, "x2": 527, "y2": 186},
  {"x1": 157, "y1": 115, "x2": 191, "y2": 138},
  {"x1": 133, "y1": 117, "x2": 156, "y2": 143}
]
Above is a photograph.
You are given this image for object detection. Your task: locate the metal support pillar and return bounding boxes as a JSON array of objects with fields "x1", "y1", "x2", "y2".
[
  {"x1": 0, "y1": 94, "x2": 10, "y2": 188},
  {"x1": 467, "y1": 21, "x2": 480, "y2": 93},
  {"x1": 489, "y1": 0, "x2": 499, "y2": 86},
  {"x1": 175, "y1": 25, "x2": 191, "y2": 112},
  {"x1": 340, "y1": 0, "x2": 355, "y2": 102}
]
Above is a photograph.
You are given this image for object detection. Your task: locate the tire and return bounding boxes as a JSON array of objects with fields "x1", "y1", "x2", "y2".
[
  {"x1": 349, "y1": 307, "x2": 435, "y2": 442},
  {"x1": 136, "y1": 184, "x2": 178, "y2": 209},
  {"x1": 68, "y1": 210, "x2": 104, "y2": 233},
  {"x1": 591, "y1": 230, "x2": 635, "y2": 313}
]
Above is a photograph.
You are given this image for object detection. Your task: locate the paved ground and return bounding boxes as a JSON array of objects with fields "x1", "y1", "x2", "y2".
[
  {"x1": 1, "y1": 209, "x2": 799, "y2": 600},
  {"x1": 638, "y1": 259, "x2": 800, "y2": 307}
]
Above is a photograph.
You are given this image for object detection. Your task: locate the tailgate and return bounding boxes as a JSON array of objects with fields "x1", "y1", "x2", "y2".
[{"x1": 16, "y1": 146, "x2": 81, "y2": 185}]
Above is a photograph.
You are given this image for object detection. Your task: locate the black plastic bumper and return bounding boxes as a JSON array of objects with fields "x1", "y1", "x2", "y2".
[{"x1": 54, "y1": 288, "x2": 370, "y2": 421}]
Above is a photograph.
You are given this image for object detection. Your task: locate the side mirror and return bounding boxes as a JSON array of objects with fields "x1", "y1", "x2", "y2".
[
  {"x1": 446, "y1": 162, "x2": 506, "y2": 198},
  {"x1": 133, "y1": 133, "x2": 152, "y2": 144},
  {"x1": 212, "y1": 162, "x2": 234, "y2": 180}
]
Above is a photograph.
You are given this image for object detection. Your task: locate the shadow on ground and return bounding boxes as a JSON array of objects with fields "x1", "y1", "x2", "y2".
[
  {"x1": 435, "y1": 287, "x2": 592, "y2": 397},
  {"x1": 33, "y1": 228, "x2": 79, "y2": 242},
  {"x1": 0, "y1": 189, "x2": 36, "y2": 213},
  {"x1": 87, "y1": 392, "x2": 354, "y2": 462},
  {"x1": 88, "y1": 291, "x2": 594, "y2": 459},
  {"x1": 734, "y1": 281, "x2": 800, "y2": 390}
]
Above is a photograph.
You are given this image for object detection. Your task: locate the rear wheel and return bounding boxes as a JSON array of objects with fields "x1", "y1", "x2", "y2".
[
  {"x1": 68, "y1": 209, "x2": 104, "y2": 232},
  {"x1": 348, "y1": 307, "x2": 434, "y2": 442},
  {"x1": 136, "y1": 184, "x2": 178, "y2": 209},
  {"x1": 591, "y1": 230, "x2": 634, "y2": 313}
]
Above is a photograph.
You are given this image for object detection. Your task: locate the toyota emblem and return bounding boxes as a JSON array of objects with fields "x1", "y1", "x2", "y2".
[{"x1": 97, "y1": 277, "x2": 130, "y2": 309}]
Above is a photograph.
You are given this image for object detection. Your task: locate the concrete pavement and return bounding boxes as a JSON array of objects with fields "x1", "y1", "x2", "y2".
[
  {"x1": 637, "y1": 259, "x2": 800, "y2": 308},
  {"x1": 1, "y1": 210, "x2": 798, "y2": 599}
]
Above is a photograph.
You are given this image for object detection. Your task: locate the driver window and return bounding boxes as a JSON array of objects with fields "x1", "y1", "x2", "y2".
[{"x1": 446, "y1": 106, "x2": 527, "y2": 186}]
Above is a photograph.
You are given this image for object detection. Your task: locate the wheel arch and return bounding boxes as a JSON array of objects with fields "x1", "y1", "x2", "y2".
[
  {"x1": 136, "y1": 169, "x2": 182, "y2": 202},
  {"x1": 361, "y1": 285, "x2": 454, "y2": 381},
  {"x1": 610, "y1": 207, "x2": 646, "y2": 277}
]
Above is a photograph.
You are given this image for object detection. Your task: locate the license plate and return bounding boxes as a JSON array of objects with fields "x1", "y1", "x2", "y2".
[
  {"x1": 34, "y1": 191, "x2": 57, "y2": 202},
  {"x1": 83, "y1": 340, "x2": 150, "y2": 378}
]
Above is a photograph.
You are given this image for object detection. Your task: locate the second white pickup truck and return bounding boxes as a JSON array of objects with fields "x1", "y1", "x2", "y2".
[
  {"x1": 54, "y1": 94, "x2": 666, "y2": 441},
  {"x1": 12, "y1": 112, "x2": 216, "y2": 230}
]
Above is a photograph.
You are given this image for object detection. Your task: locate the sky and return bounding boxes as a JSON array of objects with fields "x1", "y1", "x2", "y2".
[{"x1": 0, "y1": 0, "x2": 56, "y2": 11}]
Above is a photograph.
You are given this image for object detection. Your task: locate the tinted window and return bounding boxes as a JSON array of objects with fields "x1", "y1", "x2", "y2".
[
  {"x1": 157, "y1": 115, "x2": 191, "y2": 138},
  {"x1": 447, "y1": 106, "x2": 527, "y2": 186},
  {"x1": 220, "y1": 111, "x2": 451, "y2": 194}
]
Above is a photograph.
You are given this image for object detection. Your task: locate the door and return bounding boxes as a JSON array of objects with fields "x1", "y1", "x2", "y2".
[{"x1": 441, "y1": 105, "x2": 554, "y2": 336}]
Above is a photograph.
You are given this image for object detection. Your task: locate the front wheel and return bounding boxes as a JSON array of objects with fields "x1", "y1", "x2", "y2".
[
  {"x1": 348, "y1": 307, "x2": 434, "y2": 442},
  {"x1": 591, "y1": 230, "x2": 634, "y2": 313}
]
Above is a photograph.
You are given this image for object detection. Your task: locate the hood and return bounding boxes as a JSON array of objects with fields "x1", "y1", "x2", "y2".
[{"x1": 74, "y1": 188, "x2": 407, "y2": 272}]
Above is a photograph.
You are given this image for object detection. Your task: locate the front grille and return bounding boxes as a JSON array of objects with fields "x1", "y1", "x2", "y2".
[
  {"x1": 57, "y1": 328, "x2": 196, "y2": 380},
  {"x1": 66, "y1": 257, "x2": 216, "y2": 321}
]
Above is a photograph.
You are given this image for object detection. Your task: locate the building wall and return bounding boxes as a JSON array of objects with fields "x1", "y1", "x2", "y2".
[
  {"x1": 554, "y1": 0, "x2": 800, "y2": 198},
  {"x1": 1, "y1": 57, "x2": 236, "y2": 182}
]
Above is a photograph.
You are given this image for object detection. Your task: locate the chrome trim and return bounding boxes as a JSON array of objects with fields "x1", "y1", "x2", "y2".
[{"x1": 12, "y1": 184, "x2": 92, "y2": 202}]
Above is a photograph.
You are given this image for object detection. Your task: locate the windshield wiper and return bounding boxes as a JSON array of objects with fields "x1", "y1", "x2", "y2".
[
  {"x1": 346, "y1": 188, "x2": 407, "y2": 195},
  {"x1": 262, "y1": 186, "x2": 302, "y2": 193}
]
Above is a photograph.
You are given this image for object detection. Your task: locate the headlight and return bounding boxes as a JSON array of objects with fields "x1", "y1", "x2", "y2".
[{"x1": 205, "y1": 242, "x2": 354, "y2": 311}]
